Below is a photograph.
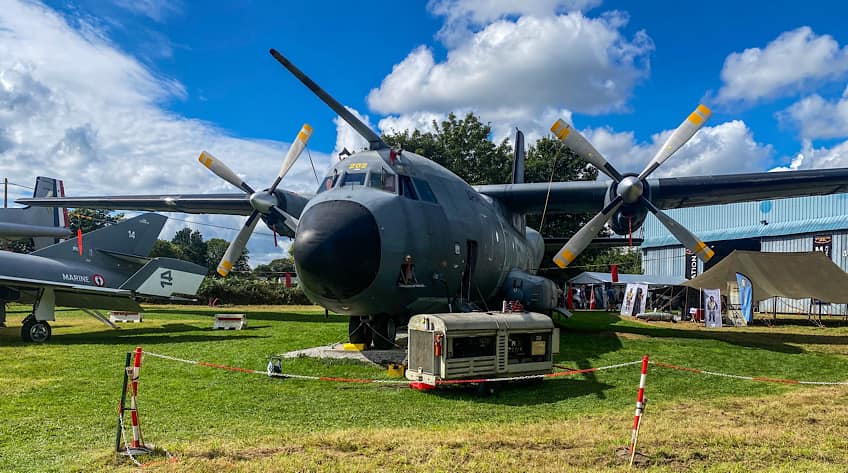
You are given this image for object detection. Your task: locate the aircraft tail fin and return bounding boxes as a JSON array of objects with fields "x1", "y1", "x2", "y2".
[
  {"x1": 32, "y1": 213, "x2": 167, "y2": 261},
  {"x1": 120, "y1": 257, "x2": 207, "y2": 298},
  {"x1": 31, "y1": 177, "x2": 71, "y2": 249}
]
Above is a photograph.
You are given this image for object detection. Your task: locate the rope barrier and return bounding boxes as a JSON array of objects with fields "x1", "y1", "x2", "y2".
[{"x1": 650, "y1": 361, "x2": 848, "y2": 386}]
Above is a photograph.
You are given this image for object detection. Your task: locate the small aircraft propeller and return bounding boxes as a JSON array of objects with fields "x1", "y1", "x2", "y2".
[
  {"x1": 550, "y1": 104, "x2": 714, "y2": 269},
  {"x1": 199, "y1": 124, "x2": 313, "y2": 276}
]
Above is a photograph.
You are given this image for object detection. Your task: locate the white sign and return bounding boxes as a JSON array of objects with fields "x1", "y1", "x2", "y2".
[
  {"x1": 620, "y1": 283, "x2": 649, "y2": 317},
  {"x1": 704, "y1": 288, "x2": 722, "y2": 328}
]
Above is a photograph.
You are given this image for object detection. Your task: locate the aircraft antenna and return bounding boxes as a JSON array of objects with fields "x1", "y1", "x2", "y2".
[{"x1": 305, "y1": 146, "x2": 320, "y2": 186}]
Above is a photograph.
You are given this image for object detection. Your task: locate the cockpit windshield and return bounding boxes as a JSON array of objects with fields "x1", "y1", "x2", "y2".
[{"x1": 341, "y1": 172, "x2": 367, "y2": 187}]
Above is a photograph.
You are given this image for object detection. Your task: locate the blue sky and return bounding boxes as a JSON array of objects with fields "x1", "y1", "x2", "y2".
[{"x1": 5, "y1": 0, "x2": 848, "y2": 263}]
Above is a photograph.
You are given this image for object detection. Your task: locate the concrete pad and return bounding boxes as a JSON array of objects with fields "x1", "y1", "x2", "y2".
[{"x1": 281, "y1": 335, "x2": 407, "y2": 366}]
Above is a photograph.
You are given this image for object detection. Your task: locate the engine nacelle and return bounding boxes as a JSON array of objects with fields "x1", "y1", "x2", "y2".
[
  {"x1": 606, "y1": 174, "x2": 650, "y2": 236},
  {"x1": 501, "y1": 270, "x2": 562, "y2": 313}
]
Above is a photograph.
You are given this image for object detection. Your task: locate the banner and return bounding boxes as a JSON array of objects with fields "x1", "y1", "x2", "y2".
[
  {"x1": 813, "y1": 234, "x2": 832, "y2": 258},
  {"x1": 685, "y1": 248, "x2": 699, "y2": 280},
  {"x1": 735, "y1": 273, "x2": 753, "y2": 324},
  {"x1": 621, "y1": 283, "x2": 648, "y2": 317},
  {"x1": 704, "y1": 288, "x2": 722, "y2": 328}
]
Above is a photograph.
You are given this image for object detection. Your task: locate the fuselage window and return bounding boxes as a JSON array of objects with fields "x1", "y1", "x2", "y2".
[
  {"x1": 413, "y1": 178, "x2": 438, "y2": 203},
  {"x1": 341, "y1": 171, "x2": 366, "y2": 187},
  {"x1": 399, "y1": 175, "x2": 418, "y2": 200},
  {"x1": 317, "y1": 173, "x2": 339, "y2": 194}
]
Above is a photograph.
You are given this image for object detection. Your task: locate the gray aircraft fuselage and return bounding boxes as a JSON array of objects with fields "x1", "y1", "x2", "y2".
[
  {"x1": 0, "y1": 251, "x2": 133, "y2": 302},
  {"x1": 291, "y1": 147, "x2": 544, "y2": 317}
]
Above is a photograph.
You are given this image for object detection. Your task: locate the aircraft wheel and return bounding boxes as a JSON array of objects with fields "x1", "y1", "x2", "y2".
[
  {"x1": 22, "y1": 317, "x2": 51, "y2": 343},
  {"x1": 348, "y1": 316, "x2": 372, "y2": 346},
  {"x1": 371, "y1": 316, "x2": 397, "y2": 350}
]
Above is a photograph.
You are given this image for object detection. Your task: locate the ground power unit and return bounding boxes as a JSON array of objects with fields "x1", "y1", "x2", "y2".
[{"x1": 405, "y1": 312, "x2": 559, "y2": 385}]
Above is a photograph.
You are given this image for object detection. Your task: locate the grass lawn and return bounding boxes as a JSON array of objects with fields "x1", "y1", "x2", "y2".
[{"x1": 1, "y1": 305, "x2": 848, "y2": 472}]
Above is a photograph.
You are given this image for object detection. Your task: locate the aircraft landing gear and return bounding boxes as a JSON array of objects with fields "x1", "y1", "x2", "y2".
[
  {"x1": 370, "y1": 316, "x2": 397, "y2": 350},
  {"x1": 348, "y1": 316, "x2": 372, "y2": 347},
  {"x1": 21, "y1": 314, "x2": 51, "y2": 343}
]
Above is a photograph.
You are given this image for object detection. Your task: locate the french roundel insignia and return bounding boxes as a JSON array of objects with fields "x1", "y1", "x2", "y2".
[{"x1": 93, "y1": 274, "x2": 106, "y2": 287}]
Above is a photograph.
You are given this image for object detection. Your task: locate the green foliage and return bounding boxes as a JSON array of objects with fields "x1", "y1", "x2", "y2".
[
  {"x1": 171, "y1": 227, "x2": 208, "y2": 267},
  {"x1": 149, "y1": 239, "x2": 183, "y2": 259},
  {"x1": 198, "y1": 277, "x2": 311, "y2": 305},
  {"x1": 580, "y1": 247, "x2": 643, "y2": 274},
  {"x1": 383, "y1": 112, "x2": 514, "y2": 185},
  {"x1": 68, "y1": 208, "x2": 123, "y2": 234},
  {"x1": 206, "y1": 237, "x2": 250, "y2": 275},
  {"x1": 253, "y1": 256, "x2": 296, "y2": 275},
  {"x1": 150, "y1": 229, "x2": 250, "y2": 276}
]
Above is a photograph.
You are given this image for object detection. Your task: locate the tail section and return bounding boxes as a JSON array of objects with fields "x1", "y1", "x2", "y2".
[
  {"x1": 33, "y1": 213, "x2": 167, "y2": 261},
  {"x1": 31, "y1": 177, "x2": 70, "y2": 249},
  {"x1": 120, "y1": 258, "x2": 207, "y2": 298},
  {"x1": 0, "y1": 177, "x2": 71, "y2": 247}
]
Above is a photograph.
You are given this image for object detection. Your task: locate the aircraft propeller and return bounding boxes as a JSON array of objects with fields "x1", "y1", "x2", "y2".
[
  {"x1": 550, "y1": 104, "x2": 715, "y2": 269},
  {"x1": 199, "y1": 124, "x2": 313, "y2": 276}
]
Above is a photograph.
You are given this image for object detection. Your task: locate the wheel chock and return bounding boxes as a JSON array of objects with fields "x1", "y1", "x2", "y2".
[{"x1": 343, "y1": 343, "x2": 366, "y2": 351}]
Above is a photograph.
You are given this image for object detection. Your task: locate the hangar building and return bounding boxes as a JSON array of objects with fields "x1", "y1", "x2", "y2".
[{"x1": 640, "y1": 193, "x2": 848, "y2": 315}]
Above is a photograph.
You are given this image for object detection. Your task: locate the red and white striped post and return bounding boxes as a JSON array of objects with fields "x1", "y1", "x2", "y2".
[
  {"x1": 630, "y1": 354, "x2": 649, "y2": 453},
  {"x1": 129, "y1": 346, "x2": 144, "y2": 449}
]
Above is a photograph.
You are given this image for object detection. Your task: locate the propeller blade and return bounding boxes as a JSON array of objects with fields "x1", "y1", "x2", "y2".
[
  {"x1": 270, "y1": 206, "x2": 299, "y2": 233},
  {"x1": 551, "y1": 119, "x2": 623, "y2": 182},
  {"x1": 641, "y1": 197, "x2": 714, "y2": 262},
  {"x1": 217, "y1": 211, "x2": 261, "y2": 277},
  {"x1": 269, "y1": 124, "x2": 313, "y2": 193},
  {"x1": 638, "y1": 104, "x2": 712, "y2": 180},
  {"x1": 198, "y1": 151, "x2": 255, "y2": 194},
  {"x1": 552, "y1": 197, "x2": 623, "y2": 269}
]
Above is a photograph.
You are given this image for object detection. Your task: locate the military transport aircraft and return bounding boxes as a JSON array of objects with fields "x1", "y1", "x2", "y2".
[
  {"x1": 0, "y1": 176, "x2": 71, "y2": 248},
  {"x1": 21, "y1": 49, "x2": 848, "y2": 349},
  {"x1": 0, "y1": 213, "x2": 207, "y2": 342}
]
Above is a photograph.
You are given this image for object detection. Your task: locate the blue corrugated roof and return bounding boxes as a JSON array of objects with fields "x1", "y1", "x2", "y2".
[
  {"x1": 569, "y1": 271, "x2": 684, "y2": 286},
  {"x1": 641, "y1": 214, "x2": 848, "y2": 248},
  {"x1": 640, "y1": 194, "x2": 848, "y2": 249}
]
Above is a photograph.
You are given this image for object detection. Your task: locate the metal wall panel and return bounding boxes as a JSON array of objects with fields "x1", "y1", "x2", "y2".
[{"x1": 642, "y1": 246, "x2": 694, "y2": 278}]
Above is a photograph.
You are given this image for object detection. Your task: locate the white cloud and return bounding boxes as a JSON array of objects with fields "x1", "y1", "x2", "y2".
[
  {"x1": 777, "y1": 90, "x2": 848, "y2": 140},
  {"x1": 717, "y1": 27, "x2": 848, "y2": 104},
  {"x1": 428, "y1": 0, "x2": 602, "y2": 47},
  {"x1": 770, "y1": 139, "x2": 848, "y2": 171},
  {"x1": 583, "y1": 120, "x2": 773, "y2": 177},
  {"x1": 333, "y1": 107, "x2": 374, "y2": 158},
  {"x1": 113, "y1": 0, "x2": 183, "y2": 22},
  {"x1": 0, "y1": 1, "x2": 331, "y2": 265},
  {"x1": 367, "y1": 11, "x2": 653, "y2": 125}
]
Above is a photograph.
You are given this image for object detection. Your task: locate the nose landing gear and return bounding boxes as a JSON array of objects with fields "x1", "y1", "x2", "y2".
[{"x1": 347, "y1": 315, "x2": 398, "y2": 350}]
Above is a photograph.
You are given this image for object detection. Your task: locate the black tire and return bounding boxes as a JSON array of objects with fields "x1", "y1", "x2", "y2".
[
  {"x1": 348, "y1": 316, "x2": 372, "y2": 346},
  {"x1": 371, "y1": 316, "x2": 397, "y2": 350},
  {"x1": 22, "y1": 317, "x2": 51, "y2": 343}
]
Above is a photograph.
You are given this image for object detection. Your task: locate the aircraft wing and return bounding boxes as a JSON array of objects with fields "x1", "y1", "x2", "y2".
[
  {"x1": 476, "y1": 168, "x2": 848, "y2": 214},
  {"x1": 0, "y1": 222, "x2": 72, "y2": 238},
  {"x1": 0, "y1": 275, "x2": 142, "y2": 311},
  {"x1": 16, "y1": 194, "x2": 255, "y2": 215}
]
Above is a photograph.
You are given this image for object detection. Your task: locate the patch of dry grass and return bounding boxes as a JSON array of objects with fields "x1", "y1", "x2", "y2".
[{"x1": 120, "y1": 385, "x2": 848, "y2": 473}]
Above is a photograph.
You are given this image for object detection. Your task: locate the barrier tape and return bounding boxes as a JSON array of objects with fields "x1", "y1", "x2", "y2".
[
  {"x1": 650, "y1": 361, "x2": 848, "y2": 386},
  {"x1": 143, "y1": 351, "x2": 848, "y2": 387},
  {"x1": 143, "y1": 351, "x2": 642, "y2": 385}
]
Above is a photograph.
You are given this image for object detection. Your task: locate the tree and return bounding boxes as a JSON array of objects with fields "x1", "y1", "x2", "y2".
[
  {"x1": 383, "y1": 112, "x2": 514, "y2": 185},
  {"x1": 149, "y1": 239, "x2": 184, "y2": 259},
  {"x1": 253, "y1": 257, "x2": 295, "y2": 275},
  {"x1": 69, "y1": 208, "x2": 123, "y2": 234},
  {"x1": 206, "y1": 238, "x2": 250, "y2": 276},
  {"x1": 171, "y1": 228, "x2": 207, "y2": 268}
]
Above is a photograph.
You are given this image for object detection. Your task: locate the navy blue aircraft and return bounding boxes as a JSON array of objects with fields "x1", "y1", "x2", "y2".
[{"x1": 22, "y1": 49, "x2": 848, "y2": 348}]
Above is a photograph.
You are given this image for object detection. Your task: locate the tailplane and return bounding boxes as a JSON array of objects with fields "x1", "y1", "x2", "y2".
[
  {"x1": 120, "y1": 258, "x2": 207, "y2": 298},
  {"x1": 0, "y1": 177, "x2": 71, "y2": 248}
]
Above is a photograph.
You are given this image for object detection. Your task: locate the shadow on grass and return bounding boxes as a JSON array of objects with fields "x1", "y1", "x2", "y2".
[
  {"x1": 147, "y1": 307, "x2": 346, "y2": 324},
  {"x1": 429, "y1": 378, "x2": 615, "y2": 406},
  {"x1": 0, "y1": 323, "x2": 266, "y2": 346},
  {"x1": 560, "y1": 312, "x2": 848, "y2": 355}
]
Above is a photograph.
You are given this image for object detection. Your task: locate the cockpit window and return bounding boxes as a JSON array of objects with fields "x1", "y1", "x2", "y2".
[
  {"x1": 413, "y1": 178, "x2": 438, "y2": 203},
  {"x1": 341, "y1": 172, "x2": 366, "y2": 187},
  {"x1": 369, "y1": 168, "x2": 396, "y2": 193},
  {"x1": 399, "y1": 175, "x2": 418, "y2": 200},
  {"x1": 316, "y1": 173, "x2": 339, "y2": 194}
]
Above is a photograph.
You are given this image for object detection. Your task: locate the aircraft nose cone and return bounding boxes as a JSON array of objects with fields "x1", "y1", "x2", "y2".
[{"x1": 293, "y1": 201, "x2": 381, "y2": 300}]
